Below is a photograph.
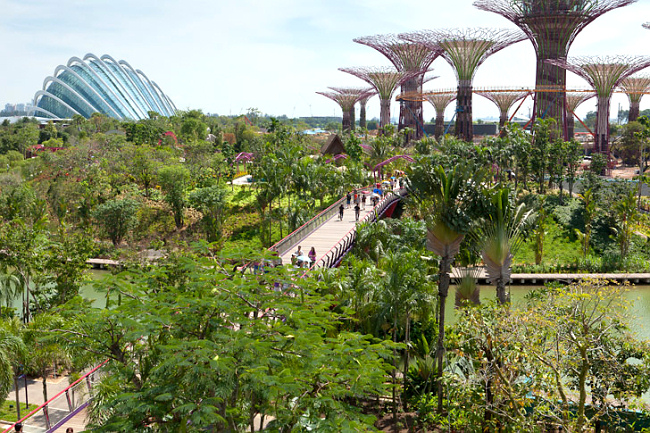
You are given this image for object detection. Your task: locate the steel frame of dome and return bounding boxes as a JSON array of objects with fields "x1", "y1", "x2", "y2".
[{"x1": 33, "y1": 53, "x2": 177, "y2": 120}]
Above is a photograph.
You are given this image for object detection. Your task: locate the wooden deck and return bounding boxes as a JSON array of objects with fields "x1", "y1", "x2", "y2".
[
  {"x1": 86, "y1": 258, "x2": 119, "y2": 269},
  {"x1": 479, "y1": 272, "x2": 650, "y2": 285}
]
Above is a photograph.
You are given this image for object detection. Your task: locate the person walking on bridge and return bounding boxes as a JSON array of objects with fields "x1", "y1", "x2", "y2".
[
  {"x1": 354, "y1": 203, "x2": 360, "y2": 222},
  {"x1": 308, "y1": 247, "x2": 316, "y2": 263},
  {"x1": 339, "y1": 203, "x2": 344, "y2": 221}
]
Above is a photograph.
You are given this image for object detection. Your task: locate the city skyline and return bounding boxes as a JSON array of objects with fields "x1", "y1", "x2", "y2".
[{"x1": 2, "y1": 0, "x2": 650, "y2": 122}]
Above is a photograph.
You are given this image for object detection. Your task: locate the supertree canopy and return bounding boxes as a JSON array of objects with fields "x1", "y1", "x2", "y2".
[
  {"x1": 400, "y1": 28, "x2": 526, "y2": 142},
  {"x1": 339, "y1": 67, "x2": 413, "y2": 131},
  {"x1": 329, "y1": 87, "x2": 375, "y2": 132},
  {"x1": 548, "y1": 55, "x2": 650, "y2": 155},
  {"x1": 619, "y1": 76, "x2": 650, "y2": 122},
  {"x1": 474, "y1": 0, "x2": 637, "y2": 135},
  {"x1": 423, "y1": 91, "x2": 457, "y2": 139},
  {"x1": 353, "y1": 34, "x2": 441, "y2": 140},
  {"x1": 476, "y1": 90, "x2": 529, "y2": 131},
  {"x1": 565, "y1": 91, "x2": 595, "y2": 138},
  {"x1": 317, "y1": 87, "x2": 374, "y2": 132}
]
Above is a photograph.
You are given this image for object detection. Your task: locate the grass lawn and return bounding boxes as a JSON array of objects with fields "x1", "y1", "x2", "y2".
[
  {"x1": 0, "y1": 400, "x2": 39, "y2": 422},
  {"x1": 516, "y1": 218, "x2": 583, "y2": 266}
]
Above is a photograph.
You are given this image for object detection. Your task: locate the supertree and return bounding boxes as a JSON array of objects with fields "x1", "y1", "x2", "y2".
[
  {"x1": 423, "y1": 91, "x2": 457, "y2": 139},
  {"x1": 339, "y1": 67, "x2": 413, "y2": 132},
  {"x1": 401, "y1": 28, "x2": 526, "y2": 142},
  {"x1": 358, "y1": 92, "x2": 377, "y2": 130},
  {"x1": 565, "y1": 91, "x2": 596, "y2": 139},
  {"x1": 474, "y1": 0, "x2": 637, "y2": 135},
  {"x1": 548, "y1": 56, "x2": 650, "y2": 156},
  {"x1": 329, "y1": 87, "x2": 375, "y2": 131},
  {"x1": 475, "y1": 89, "x2": 529, "y2": 132},
  {"x1": 353, "y1": 34, "x2": 441, "y2": 140},
  {"x1": 316, "y1": 87, "x2": 374, "y2": 132},
  {"x1": 619, "y1": 76, "x2": 650, "y2": 122}
]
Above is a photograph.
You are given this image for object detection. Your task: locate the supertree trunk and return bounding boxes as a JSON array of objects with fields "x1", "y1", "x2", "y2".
[
  {"x1": 594, "y1": 96, "x2": 611, "y2": 155},
  {"x1": 567, "y1": 114, "x2": 576, "y2": 140},
  {"x1": 399, "y1": 77, "x2": 424, "y2": 141},
  {"x1": 499, "y1": 113, "x2": 508, "y2": 131},
  {"x1": 455, "y1": 80, "x2": 473, "y2": 142},
  {"x1": 342, "y1": 109, "x2": 352, "y2": 133},
  {"x1": 629, "y1": 102, "x2": 641, "y2": 123},
  {"x1": 536, "y1": 46, "x2": 567, "y2": 131},
  {"x1": 435, "y1": 112, "x2": 445, "y2": 140},
  {"x1": 360, "y1": 100, "x2": 367, "y2": 130},
  {"x1": 349, "y1": 105, "x2": 356, "y2": 131},
  {"x1": 380, "y1": 98, "x2": 391, "y2": 131}
]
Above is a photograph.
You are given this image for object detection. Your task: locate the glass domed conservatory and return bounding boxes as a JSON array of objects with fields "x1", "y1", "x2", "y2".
[{"x1": 33, "y1": 53, "x2": 177, "y2": 120}]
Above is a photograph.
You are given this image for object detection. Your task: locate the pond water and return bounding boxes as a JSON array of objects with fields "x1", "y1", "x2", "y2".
[
  {"x1": 447, "y1": 285, "x2": 650, "y2": 340},
  {"x1": 9, "y1": 269, "x2": 111, "y2": 313},
  {"x1": 12, "y1": 271, "x2": 650, "y2": 402},
  {"x1": 14, "y1": 271, "x2": 650, "y2": 341}
]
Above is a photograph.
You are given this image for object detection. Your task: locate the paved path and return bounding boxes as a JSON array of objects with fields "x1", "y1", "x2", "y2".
[
  {"x1": 232, "y1": 174, "x2": 252, "y2": 185},
  {"x1": 280, "y1": 202, "x2": 376, "y2": 266},
  {"x1": 0, "y1": 375, "x2": 89, "y2": 433}
]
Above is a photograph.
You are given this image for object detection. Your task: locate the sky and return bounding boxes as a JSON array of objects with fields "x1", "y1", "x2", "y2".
[{"x1": 2, "y1": 0, "x2": 650, "y2": 122}]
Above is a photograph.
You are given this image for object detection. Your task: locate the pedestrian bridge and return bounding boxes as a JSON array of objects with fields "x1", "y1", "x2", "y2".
[{"x1": 270, "y1": 188, "x2": 406, "y2": 270}]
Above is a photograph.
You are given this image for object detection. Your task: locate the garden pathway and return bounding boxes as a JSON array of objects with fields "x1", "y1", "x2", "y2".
[{"x1": 279, "y1": 202, "x2": 377, "y2": 267}]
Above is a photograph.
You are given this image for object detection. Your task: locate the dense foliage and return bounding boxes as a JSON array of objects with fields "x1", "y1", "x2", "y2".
[{"x1": 0, "y1": 112, "x2": 649, "y2": 431}]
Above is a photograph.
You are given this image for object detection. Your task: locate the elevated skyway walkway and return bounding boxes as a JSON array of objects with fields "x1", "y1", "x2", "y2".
[{"x1": 270, "y1": 188, "x2": 406, "y2": 270}]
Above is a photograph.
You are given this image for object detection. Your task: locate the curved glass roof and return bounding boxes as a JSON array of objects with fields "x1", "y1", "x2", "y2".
[{"x1": 33, "y1": 54, "x2": 176, "y2": 120}]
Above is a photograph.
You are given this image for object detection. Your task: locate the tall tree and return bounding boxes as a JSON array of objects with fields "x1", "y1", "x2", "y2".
[
  {"x1": 408, "y1": 162, "x2": 485, "y2": 413},
  {"x1": 158, "y1": 165, "x2": 190, "y2": 229}
]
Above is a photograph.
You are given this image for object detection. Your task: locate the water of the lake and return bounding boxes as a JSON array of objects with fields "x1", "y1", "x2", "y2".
[
  {"x1": 13, "y1": 270, "x2": 650, "y2": 402},
  {"x1": 447, "y1": 285, "x2": 650, "y2": 341}
]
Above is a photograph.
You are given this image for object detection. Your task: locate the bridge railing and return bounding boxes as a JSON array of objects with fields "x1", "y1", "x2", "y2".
[
  {"x1": 311, "y1": 188, "x2": 406, "y2": 270},
  {"x1": 3, "y1": 361, "x2": 107, "y2": 433},
  {"x1": 269, "y1": 186, "x2": 373, "y2": 257}
]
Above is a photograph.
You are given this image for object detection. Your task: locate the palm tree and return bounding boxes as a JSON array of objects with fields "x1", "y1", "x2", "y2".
[
  {"x1": 613, "y1": 188, "x2": 640, "y2": 261},
  {"x1": 476, "y1": 188, "x2": 533, "y2": 304},
  {"x1": 353, "y1": 220, "x2": 390, "y2": 264},
  {"x1": 374, "y1": 250, "x2": 432, "y2": 430},
  {"x1": 0, "y1": 322, "x2": 26, "y2": 407},
  {"x1": 408, "y1": 162, "x2": 485, "y2": 413}
]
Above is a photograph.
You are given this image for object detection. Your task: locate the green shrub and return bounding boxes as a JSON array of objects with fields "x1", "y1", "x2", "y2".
[{"x1": 93, "y1": 198, "x2": 139, "y2": 246}]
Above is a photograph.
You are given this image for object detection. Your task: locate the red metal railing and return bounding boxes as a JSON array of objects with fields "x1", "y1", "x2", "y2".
[
  {"x1": 3, "y1": 360, "x2": 108, "y2": 433},
  {"x1": 269, "y1": 185, "x2": 374, "y2": 257}
]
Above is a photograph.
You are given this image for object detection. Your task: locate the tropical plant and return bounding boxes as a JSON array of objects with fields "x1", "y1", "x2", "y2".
[
  {"x1": 408, "y1": 162, "x2": 485, "y2": 413},
  {"x1": 375, "y1": 250, "x2": 433, "y2": 429},
  {"x1": 93, "y1": 199, "x2": 139, "y2": 246},
  {"x1": 0, "y1": 322, "x2": 25, "y2": 407},
  {"x1": 188, "y1": 185, "x2": 227, "y2": 244},
  {"x1": 158, "y1": 165, "x2": 190, "y2": 229},
  {"x1": 612, "y1": 188, "x2": 640, "y2": 261},
  {"x1": 51, "y1": 249, "x2": 394, "y2": 432},
  {"x1": 475, "y1": 188, "x2": 533, "y2": 304}
]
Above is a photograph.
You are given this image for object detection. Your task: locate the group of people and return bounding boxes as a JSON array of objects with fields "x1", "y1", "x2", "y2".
[
  {"x1": 340, "y1": 189, "x2": 378, "y2": 222},
  {"x1": 290, "y1": 245, "x2": 316, "y2": 268}
]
